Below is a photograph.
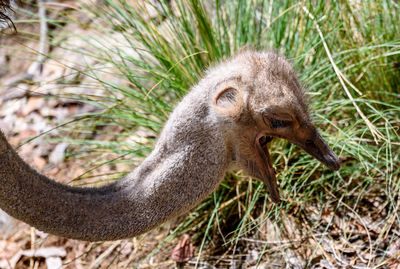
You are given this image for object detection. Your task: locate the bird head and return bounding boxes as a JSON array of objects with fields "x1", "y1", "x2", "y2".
[{"x1": 209, "y1": 50, "x2": 340, "y2": 202}]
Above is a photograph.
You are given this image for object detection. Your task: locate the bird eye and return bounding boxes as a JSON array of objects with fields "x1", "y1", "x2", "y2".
[{"x1": 269, "y1": 118, "x2": 292, "y2": 128}]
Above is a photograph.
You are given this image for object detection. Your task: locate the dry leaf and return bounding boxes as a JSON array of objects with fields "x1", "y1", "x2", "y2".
[
  {"x1": 8, "y1": 129, "x2": 37, "y2": 145},
  {"x1": 33, "y1": 156, "x2": 46, "y2": 169},
  {"x1": 21, "y1": 97, "x2": 45, "y2": 116},
  {"x1": 171, "y1": 234, "x2": 193, "y2": 263},
  {"x1": 388, "y1": 239, "x2": 400, "y2": 257}
]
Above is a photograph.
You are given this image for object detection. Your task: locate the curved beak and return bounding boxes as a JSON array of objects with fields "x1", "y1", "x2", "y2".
[
  {"x1": 252, "y1": 125, "x2": 340, "y2": 204},
  {"x1": 291, "y1": 127, "x2": 340, "y2": 171}
]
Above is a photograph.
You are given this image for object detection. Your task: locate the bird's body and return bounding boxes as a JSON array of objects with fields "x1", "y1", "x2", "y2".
[{"x1": 0, "y1": 50, "x2": 340, "y2": 241}]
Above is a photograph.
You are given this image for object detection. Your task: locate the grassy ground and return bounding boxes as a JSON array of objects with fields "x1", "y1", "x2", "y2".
[{"x1": 2, "y1": 0, "x2": 400, "y2": 267}]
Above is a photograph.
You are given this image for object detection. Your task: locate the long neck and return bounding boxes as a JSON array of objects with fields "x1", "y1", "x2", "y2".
[{"x1": 0, "y1": 94, "x2": 229, "y2": 241}]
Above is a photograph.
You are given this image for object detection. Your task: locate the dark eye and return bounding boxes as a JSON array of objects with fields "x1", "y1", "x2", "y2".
[{"x1": 269, "y1": 118, "x2": 292, "y2": 128}]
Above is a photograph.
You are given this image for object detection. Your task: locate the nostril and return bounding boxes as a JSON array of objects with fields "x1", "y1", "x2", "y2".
[{"x1": 305, "y1": 139, "x2": 315, "y2": 147}]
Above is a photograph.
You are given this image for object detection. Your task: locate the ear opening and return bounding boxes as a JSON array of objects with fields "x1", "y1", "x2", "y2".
[
  {"x1": 213, "y1": 87, "x2": 243, "y2": 118},
  {"x1": 216, "y1": 87, "x2": 238, "y2": 107}
]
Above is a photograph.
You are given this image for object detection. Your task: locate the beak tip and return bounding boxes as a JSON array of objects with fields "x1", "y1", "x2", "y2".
[
  {"x1": 270, "y1": 194, "x2": 280, "y2": 203},
  {"x1": 332, "y1": 163, "x2": 340, "y2": 171},
  {"x1": 327, "y1": 154, "x2": 341, "y2": 171}
]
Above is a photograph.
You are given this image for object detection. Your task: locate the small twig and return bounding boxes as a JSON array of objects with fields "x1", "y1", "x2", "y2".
[
  {"x1": 1, "y1": 88, "x2": 45, "y2": 101},
  {"x1": 374, "y1": 250, "x2": 400, "y2": 269},
  {"x1": 27, "y1": 0, "x2": 48, "y2": 77},
  {"x1": 29, "y1": 227, "x2": 36, "y2": 269},
  {"x1": 88, "y1": 241, "x2": 121, "y2": 269},
  {"x1": 138, "y1": 260, "x2": 176, "y2": 268},
  {"x1": 329, "y1": 242, "x2": 358, "y2": 269},
  {"x1": 3, "y1": 72, "x2": 34, "y2": 87},
  {"x1": 187, "y1": 260, "x2": 217, "y2": 269}
]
